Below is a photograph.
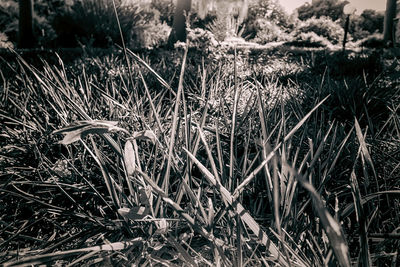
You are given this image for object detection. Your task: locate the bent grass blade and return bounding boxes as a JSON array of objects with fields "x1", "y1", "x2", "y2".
[{"x1": 183, "y1": 148, "x2": 291, "y2": 266}]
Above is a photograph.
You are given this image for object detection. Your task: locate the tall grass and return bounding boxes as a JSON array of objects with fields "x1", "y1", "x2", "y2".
[{"x1": 0, "y1": 45, "x2": 399, "y2": 266}]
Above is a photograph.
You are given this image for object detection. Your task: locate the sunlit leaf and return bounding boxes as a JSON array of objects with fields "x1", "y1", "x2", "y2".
[
  {"x1": 207, "y1": 197, "x2": 214, "y2": 228},
  {"x1": 118, "y1": 206, "x2": 149, "y2": 220},
  {"x1": 155, "y1": 218, "x2": 169, "y2": 234},
  {"x1": 124, "y1": 140, "x2": 136, "y2": 176},
  {"x1": 53, "y1": 120, "x2": 126, "y2": 145}
]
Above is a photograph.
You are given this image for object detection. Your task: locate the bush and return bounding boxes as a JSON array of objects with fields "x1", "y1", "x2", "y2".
[
  {"x1": 285, "y1": 32, "x2": 332, "y2": 48},
  {"x1": 243, "y1": 0, "x2": 293, "y2": 40},
  {"x1": 295, "y1": 16, "x2": 345, "y2": 45},
  {"x1": 51, "y1": 0, "x2": 155, "y2": 48},
  {"x1": 312, "y1": 51, "x2": 383, "y2": 77},
  {"x1": 130, "y1": 22, "x2": 171, "y2": 49},
  {"x1": 150, "y1": 0, "x2": 175, "y2": 26},
  {"x1": 250, "y1": 19, "x2": 291, "y2": 44},
  {"x1": 356, "y1": 33, "x2": 385, "y2": 48},
  {"x1": 186, "y1": 28, "x2": 219, "y2": 51},
  {"x1": 205, "y1": 15, "x2": 231, "y2": 42}
]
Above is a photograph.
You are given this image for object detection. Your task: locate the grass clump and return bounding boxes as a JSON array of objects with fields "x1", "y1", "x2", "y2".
[{"x1": 0, "y1": 44, "x2": 399, "y2": 266}]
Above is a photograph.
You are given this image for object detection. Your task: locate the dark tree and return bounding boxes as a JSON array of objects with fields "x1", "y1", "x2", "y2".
[
  {"x1": 359, "y1": 9, "x2": 384, "y2": 33},
  {"x1": 18, "y1": 0, "x2": 34, "y2": 48},
  {"x1": 383, "y1": 0, "x2": 397, "y2": 44},
  {"x1": 297, "y1": 0, "x2": 349, "y2": 21},
  {"x1": 168, "y1": 0, "x2": 192, "y2": 45}
]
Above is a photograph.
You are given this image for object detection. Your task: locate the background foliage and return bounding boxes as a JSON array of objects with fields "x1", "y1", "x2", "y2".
[{"x1": 0, "y1": 0, "x2": 389, "y2": 49}]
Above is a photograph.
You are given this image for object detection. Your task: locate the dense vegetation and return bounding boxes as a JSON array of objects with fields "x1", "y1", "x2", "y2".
[
  {"x1": 0, "y1": 0, "x2": 387, "y2": 49},
  {"x1": 1, "y1": 0, "x2": 399, "y2": 266}
]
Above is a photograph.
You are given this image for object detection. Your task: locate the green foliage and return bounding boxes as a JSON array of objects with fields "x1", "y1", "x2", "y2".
[
  {"x1": 313, "y1": 50, "x2": 383, "y2": 77},
  {"x1": 205, "y1": 15, "x2": 231, "y2": 42},
  {"x1": 295, "y1": 16, "x2": 345, "y2": 44},
  {"x1": 186, "y1": 27, "x2": 219, "y2": 50},
  {"x1": 246, "y1": 0, "x2": 291, "y2": 27},
  {"x1": 297, "y1": 0, "x2": 348, "y2": 21}
]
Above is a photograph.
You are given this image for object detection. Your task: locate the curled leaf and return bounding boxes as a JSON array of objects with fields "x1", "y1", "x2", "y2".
[{"x1": 53, "y1": 120, "x2": 126, "y2": 145}]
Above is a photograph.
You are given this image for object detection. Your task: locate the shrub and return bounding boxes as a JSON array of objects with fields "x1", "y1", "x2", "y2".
[
  {"x1": 243, "y1": 0, "x2": 293, "y2": 40},
  {"x1": 205, "y1": 15, "x2": 231, "y2": 42},
  {"x1": 358, "y1": 9, "x2": 384, "y2": 34},
  {"x1": 285, "y1": 32, "x2": 332, "y2": 48},
  {"x1": 150, "y1": 0, "x2": 175, "y2": 26},
  {"x1": 251, "y1": 19, "x2": 291, "y2": 44},
  {"x1": 186, "y1": 28, "x2": 219, "y2": 51},
  {"x1": 347, "y1": 10, "x2": 384, "y2": 41},
  {"x1": 130, "y1": 22, "x2": 171, "y2": 49},
  {"x1": 315, "y1": 54, "x2": 391, "y2": 129},
  {"x1": 356, "y1": 33, "x2": 385, "y2": 48},
  {"x1": 51, "y1": 0, "x2": 155, "y2": 48},
  {"x1": 312, "y1": 51, "x2": 383, "y2": 77},
  {"x1": 295, "y1": 16, "x2": 345, "y2": 45}
]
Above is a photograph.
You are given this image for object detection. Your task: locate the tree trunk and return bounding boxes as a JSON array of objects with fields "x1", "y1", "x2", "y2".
[
  {"x1": 168, "y1": 0, "x2": 192, "y2": 46},
  {"x1": 383, "y1": 0, "x2": 397, "y2": 45},
  {"x1": 18, "y1": 0, "x2": 34, "y2": 48}
]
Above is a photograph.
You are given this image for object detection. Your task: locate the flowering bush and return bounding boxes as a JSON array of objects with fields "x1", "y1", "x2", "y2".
[{"x1": 295, "y1": 16, "x2": 345, "y2": 45}]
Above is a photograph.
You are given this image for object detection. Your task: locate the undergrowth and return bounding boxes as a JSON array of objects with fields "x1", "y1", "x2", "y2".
[{"x1": 0, "y1": 46, "x2": 399, "y2": 266}]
